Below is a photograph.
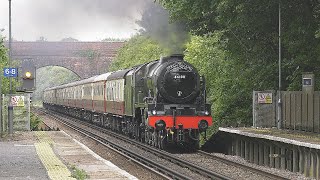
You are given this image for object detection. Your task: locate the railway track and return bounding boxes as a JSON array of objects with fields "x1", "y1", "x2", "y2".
[
  {"x1": 36, "y1": 108, "x2": 290, "y2": 180},
  {"x1": 36, "y1": 108, "x2": 230, "y2": 180},
  {"x1": 196, "y1": 150, "x2": 289, "y2": 180}
]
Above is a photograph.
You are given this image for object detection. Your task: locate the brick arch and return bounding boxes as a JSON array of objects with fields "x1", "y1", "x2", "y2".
[
  {"x1": 36, "y1": 65, "x2": 81, "y2": 79},
  {"x1": 6, "y1": 41, "x2": 124, "y2": 79}
]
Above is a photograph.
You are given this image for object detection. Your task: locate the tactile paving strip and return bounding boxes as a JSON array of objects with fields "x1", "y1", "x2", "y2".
[{"x1": 34, "y1": 131, "x2": 75, "y2": 180}]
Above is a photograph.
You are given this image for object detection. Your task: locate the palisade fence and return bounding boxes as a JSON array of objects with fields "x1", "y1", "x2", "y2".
[
  {"x1": 1, "y1": 94, "x2": 31, "y2": 133},
  {"x1": 253, "y1": 91, "x2": 320, "y2": 133}
]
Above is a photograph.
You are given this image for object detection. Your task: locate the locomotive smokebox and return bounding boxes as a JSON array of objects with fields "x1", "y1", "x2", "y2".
[{"x1": 153, "y1": 55, "x2": 200, "y2": 104}]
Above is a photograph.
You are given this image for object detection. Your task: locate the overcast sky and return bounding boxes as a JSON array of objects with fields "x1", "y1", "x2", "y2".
[{"x1": 0, "y1": 0, "x2": 149, "y2": 41}]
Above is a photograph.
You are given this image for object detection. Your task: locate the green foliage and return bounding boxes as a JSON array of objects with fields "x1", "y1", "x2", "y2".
[
  {"x1": 158, "y1": 0, "x2": 320, "y2": 127},
  {"x1": 30, "y1": 112, "x2": 42, "y2": 131},
  {"x1": 70, "y1": 165, "x2": 88, "y2": 180},
  {"x1": 34, "y1": 66, "x2": 80, "y2": 101},
  {"x1": 0, "y1": 36, "x2": 19, "y2": 94},
  {"x1": 109, "y1": 35, "x2": 170, "y2": 71},
  {"x1": 185, "y1": 33, "x2": 251, "y2": 135}
]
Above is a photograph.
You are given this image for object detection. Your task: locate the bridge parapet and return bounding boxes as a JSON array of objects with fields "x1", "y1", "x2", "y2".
[{"x1": 5, "y1": 41, "x2": 125, "y2": 78}]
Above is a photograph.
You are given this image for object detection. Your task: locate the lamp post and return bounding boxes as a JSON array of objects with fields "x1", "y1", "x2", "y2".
[
  {"x1": 277, "y1": 0, "x2": 282, "y2": 129},
  {"x1": 8, "y1": 0, "x2": 13, "y2": 135}
]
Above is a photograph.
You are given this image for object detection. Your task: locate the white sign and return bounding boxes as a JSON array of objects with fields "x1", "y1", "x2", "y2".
[
  {"x1": 11, "y1": 96, "x2": 25, "y2": 107},
  {"x1": 258, "y1": 93, "x2": 272, "y2": 104}
]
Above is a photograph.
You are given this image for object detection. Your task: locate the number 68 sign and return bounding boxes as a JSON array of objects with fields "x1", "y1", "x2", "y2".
[{"x1": 3, "y1": 68, "x2": 18, "y2": 77}]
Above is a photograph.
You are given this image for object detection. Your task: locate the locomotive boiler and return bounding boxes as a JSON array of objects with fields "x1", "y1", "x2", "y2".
[{"x1": 43, "y1": 54, "x2": 212, "y2": 150}]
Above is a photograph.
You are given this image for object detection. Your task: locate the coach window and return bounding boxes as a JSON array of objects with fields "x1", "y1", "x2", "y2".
[
  {"x1": 114, "y1": 83, "x2": 116, "y2": 101},
  {"x1": 106, "y1": 82, "x2": 109, "y2": 100},
  {"x1": 118, "y1": 81, "x2": 120, "y2": 100},
  {"x1": 120, "y1": 81, "x2": 123, "y2": 101},
  {"x1": 87, "y1": 86, "x2": 90, "y2": 97},
  {"x1": 108, "y1": 83, "x2": 111, "y2": 100},
  {"x1": 106, "y1": 83, "x2": 109, "y2": 100},
  {"x1": 116, "y1": 81, "x2": 119, "y2": 101}
]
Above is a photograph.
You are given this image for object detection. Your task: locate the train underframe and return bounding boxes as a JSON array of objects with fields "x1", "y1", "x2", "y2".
[{"x1": 43, "y1": 103, "x2": 202, "y2": 150}]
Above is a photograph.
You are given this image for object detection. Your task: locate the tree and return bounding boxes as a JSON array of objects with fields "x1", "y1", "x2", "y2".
[
  {"x1": 109, "y1": 35, "x2": 170, "y2": 71},
  {"x1": 158, "y1": 0, "x2": 320, "y2": 126},
  {"x1": 0, "y1": 36, "x2": 16, "y2": 94}
]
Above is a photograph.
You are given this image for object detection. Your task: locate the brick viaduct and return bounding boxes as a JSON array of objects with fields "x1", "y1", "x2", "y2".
[{"x1": 5, "y1": 41, "x2": 125, "y2": 79}]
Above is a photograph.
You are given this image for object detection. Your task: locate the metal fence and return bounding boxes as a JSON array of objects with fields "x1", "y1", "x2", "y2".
[
  {"x1": 253, "y1": 91, "x2": 320, "y2": 133},
  {"x1": 0, "y1": 94, "x2": 31, "y2": 134}
]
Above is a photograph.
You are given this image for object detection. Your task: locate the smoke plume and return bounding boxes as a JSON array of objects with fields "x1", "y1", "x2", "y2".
[{"x1": 136, "y1": 1, "x2": 189, "y2": 54}]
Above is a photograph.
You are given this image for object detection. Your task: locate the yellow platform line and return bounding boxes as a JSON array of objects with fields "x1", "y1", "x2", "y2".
[
  {"x1": 35, "y1": 131, "x2": 54, "y2": 144},
  {"x1": 34, "y1": 132, "x2": 75, "y2": 180}
]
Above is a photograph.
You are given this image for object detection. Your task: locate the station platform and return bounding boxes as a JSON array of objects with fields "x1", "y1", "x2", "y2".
[
  {"x1": 219, "y1": 127, "x2": 320, "y2": 149},
  {"x1": 206, "y1": 127, "x2": 320, "y2": 179},
  {"x1": 0, "y1": 131, "x2": 137, "y2": 180}
]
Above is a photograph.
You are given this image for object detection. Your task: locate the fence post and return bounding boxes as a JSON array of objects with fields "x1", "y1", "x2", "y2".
[
  {"x1": 253, "y1": 91, "x2": 256, "y2": 127},
  {"x1": 27, "y1": 93, "x2": 30, "y2": 131}
]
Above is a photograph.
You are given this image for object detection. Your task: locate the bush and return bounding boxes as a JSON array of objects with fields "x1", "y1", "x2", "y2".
[{"x1": 30, "y1": 112, "x2": 42, "y2": 131}]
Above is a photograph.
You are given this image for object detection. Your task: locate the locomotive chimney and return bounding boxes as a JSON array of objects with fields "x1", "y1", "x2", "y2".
[
  {"x1": 170, "y1": 54, "x2": 184, "y2": 60},
  {"x1": 160, "y1": 54, "x2": 184, "y2": 64},
  {"x1": 160, "y1": 56, "x2": 165, "y2": 64}
]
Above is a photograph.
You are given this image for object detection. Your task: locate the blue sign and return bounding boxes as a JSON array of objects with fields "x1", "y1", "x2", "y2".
[{"x1": 3, "y1": 68, "x2": 18, "y2": 77}]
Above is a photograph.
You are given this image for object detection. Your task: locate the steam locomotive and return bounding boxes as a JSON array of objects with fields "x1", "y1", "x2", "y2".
[{"x1": 43, "y1": 54, "x2": 212, "y2": 149}]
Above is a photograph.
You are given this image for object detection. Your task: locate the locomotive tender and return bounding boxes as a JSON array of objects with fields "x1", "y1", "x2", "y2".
[{"x1": 43, "y1": 54, "x2": 212, "y2": 149}]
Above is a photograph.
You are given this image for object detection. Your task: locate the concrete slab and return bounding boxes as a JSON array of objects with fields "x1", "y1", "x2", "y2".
[{"x1": 0, "y1": 141, "x2": 49, "y2": 180}]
